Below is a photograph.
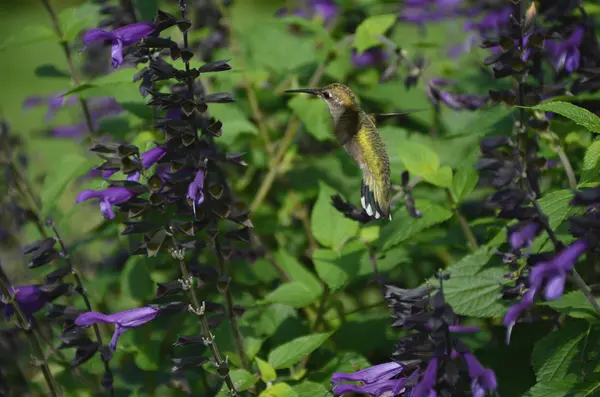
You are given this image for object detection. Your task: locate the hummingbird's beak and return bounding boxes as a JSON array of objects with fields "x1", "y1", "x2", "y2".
[{"x1": 284, "y1": 88, "x2": 320, "y2": 96}]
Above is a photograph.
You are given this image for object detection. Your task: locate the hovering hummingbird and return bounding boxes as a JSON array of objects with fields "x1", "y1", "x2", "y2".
[{"x1": 286, "y1": 83, "x2": 402, "y2": 221}]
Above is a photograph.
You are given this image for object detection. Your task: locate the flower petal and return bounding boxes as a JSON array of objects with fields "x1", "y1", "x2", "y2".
[
  {"x1": 113, "y1": 23, "x2": 154, "y2": 45},
  {"x1": 100, "y1": 199, "x2": 116, "y2": 219},
  {"x1": 332, "y1": 362, "x2": 403, "y2": 384},
  {"x1": 83, "y1": 28, "x2": 116, "y2": 44},
  {"x1": 111, "y1": 40, "x2": 124, "y2": 68},
  {"x1": 141, "y1": 147, "x2": 167, "y2": 169},
  {"x1": 75, "y1": 311, "x2": 114, "y2": 326},
  {"x1": 76, "y1": 189, "x2": 103, "y2": 203},
  {"x1": 544, "y1": 272, "x2": 566, "y2": 301},
  {"x1": 333, "y1": 380, "x2": 403, "y2": 397}
]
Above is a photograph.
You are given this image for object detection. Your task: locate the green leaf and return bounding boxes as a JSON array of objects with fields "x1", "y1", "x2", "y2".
[
  {"x1": 59, "y1": 3, "x2": 101, "y2": 43},
  {"x1": 256, "y1": 357, "x2": 277, "y2": 383},
  {"x1": 64, "y1": 68, "x2": 139, "y2": 96},
  {"x1": 292, "y1": 381, "x2": 329, "y2": 397},
  {"x1": 133, "y1": 341, "x2": 160, "y2": 371},
  {"x1": 259, "y1": 383, "x2": 297, "y2": 397},
  {"x1": 40, "y1": 153, "x2": 95, "y2": 218},
  {"x1": 438, "y1": 247, "x2": 506, "y2": 318},
  {"x1": 274, "y1": 250, "x2": 322, "y2": 293},
  {"x1": 268, "y1": 332, "x2": 332, "y2": 369},
  {"x1": 380, "y1": 200, "x2": 453, "y2": 251},
  {"x1": 580, "y1": 140, "x2": 600, "y2": 185},
  {"x1": 311, "y1": 182, "x2": 359, "y2": 249},
  {"x1": 424, "y1": 165, "x2": 453, "y2": 188},
  {"x1": 263, "y1": 282, "x2": 320, "y2": 308},
  {"x1": 354, "y1": 14, "x2": 396, "y2": 53},
  {"x1": 397, "y1": 140, "x2": 440, "y2": 177},
  {"x1": 533, "y1": 190, "x2": 575, "y2": 253},
  {"x1": 0, "y1": 26, "x2": 54, "y2": 51},
  {"x1": 531, "y1": 101, "x2": 600, "y2": 133},
  {"x1": 133, "y1": 0, "x2": 158, "y2": 21},
  {"x1": 121, "y1": 256, "x2": 155, "y2": 302},
  {"x1": 531, "y1": 321, "x2": 590, "y2": 382},
  {"x1": 313, "y1": 249, "x2": 348, "y2": 292},
  {"x1": 451, "y1": 163, "x2": 479, "y2": 202},
  {"x1": 288, "y1": 96, "x2": 332, "y2": 141},
  {"x1": 216, "y1": 369, "x2": 258, "y2": 397},
  {"x1": 544, "y1": 291, "x2": 600, "y2": 322}
]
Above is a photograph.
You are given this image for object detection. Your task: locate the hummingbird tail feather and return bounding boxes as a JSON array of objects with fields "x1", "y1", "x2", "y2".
[{"x1": 361, "y1": 176, "x2": 390, "y2": 221}]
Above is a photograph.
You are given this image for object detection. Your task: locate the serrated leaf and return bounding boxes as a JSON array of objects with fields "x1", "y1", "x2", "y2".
[
  {"x1": 580, "y1": 140, "x2": 600, "y2": 185},
  {"x1": 121, "y1": 256, "x2": 154, "y2": 302},
  {"x1": 292, "y1": 381, "x2": 329, "y2": 397},
  {"x1": 533, "y1": 190, "x2": 575, "y2": 253},
  {"x1": 437, "y1": 247, "x2": 506, "y2": 318},
  {"x1": 397, "y1": 140, "x2": 440, "y2": 178},
  {"x1": 59, "y1": 3, "x2": 101, "y2": 43},
  {"x1": 525, "y1": 378, "x2": 600, "y2": 397},
  {"x1": 263, "y1": 282, "x2": 320, "y2": 308},
  {"x1": 216, "y1": 369, "x2": 258, "y2": 397},
  {"x1": 531, "y1": 101, "x2": 600, "y2": 133},
  {"x1": 424, "y1": 165, "x2": 453, "y2": 188},
  {"x1": 531, "y1": 321, "x2": 590, "y2": 383},
  {"x1": 40, "y1": 153, "x2": 95, "y2": 218},
  {"x1": 380, "y1": 200, "x2": 453, "y2": 251},
  {"x1": 274, "y1": 251, "x2": 322, "y2": 293},
  {"x1": 288, "y1": 96, "x2": 332, "y2": 141},
  {"x1": 311, "y1": 182, "x2": 359, "y2": 249},
  {"x1": 354, "y1": 14, "x2": 396, "y2": 53},
  {"x1": 256, "y1": 357, "x2": 277, "y2": 383},
  {"x1": 544, "y1": 291, "x2": 600, "y2": 322},
  {"x1": 451, "y1": 163, "x2": 479, "y2": 202},
  {"x1": 268, "y1": 332, "x2": 332, "y2": 369},
  {"x1": 313, "y1": 249, "x2": 348, "y2": 292}
]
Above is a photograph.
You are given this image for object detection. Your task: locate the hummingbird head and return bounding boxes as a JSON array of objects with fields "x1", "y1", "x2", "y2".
[{"x1": 285, "y1": 83, "x2": 358, "y2": 112}]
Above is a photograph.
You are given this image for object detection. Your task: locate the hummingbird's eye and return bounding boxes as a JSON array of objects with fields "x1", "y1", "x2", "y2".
[{"x1": 322, "y1": 91, "x2": 331, "y2": 99}]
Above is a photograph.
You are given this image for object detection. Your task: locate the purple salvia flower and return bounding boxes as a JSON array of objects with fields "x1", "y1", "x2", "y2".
[
  {"x1": 75, "y1": 306, "x2": 159, "y2": 351},
  {"x1": 0, "y1": 285, "x2": 47, "y2": 320},
  {"x1": 331, "y1": 362, "x2": 406, "y2": 396},
  {"x1": 82, "y1": 23, "x2": 154, "y2": 68},
  {"x1": 464, "y1": 7, "x2": 512, "y2": 33},
  {"x1": 311, "y1": 0, "x2": 338, "y2": 22},
  {"x1": 75, "y1": 187, "x2": 138, "y2": 219},
  {"x1": 412, "y1": 357, "x2": 438, "y2": 397},
  {"x1": 187, "y1": 169, "x2": 206, "y2": 215},
  {"x1": 141, "y1": 147, "x2": 167, "y2": 169},
  {"x1": 351, "y1": 48, "x2": 389, "y2": 69},
  {"x1": 508, "y1": 221, "x2": 540, "y2": 250},
  {"x1": 547, "y1": 27, "x2": 584, "y2": 73},
  {"x1": 462, "y1": 352, "x2": 497, "y2": 397},
  {"x1": 49, "y1": 97, "x2": 123, "y2": 138},
  {"x1": 23, "y1": 91, "x2": 78, "y2": 122}
]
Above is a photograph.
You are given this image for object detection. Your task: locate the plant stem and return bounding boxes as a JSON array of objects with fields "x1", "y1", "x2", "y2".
[
  {"x1": 214, "y1": 235, "x2": 250, "y2": 372},
  {"x1": 49, "y1": 223, "x2": 115, "y2": 397},
  {"x1": 40, "y1": 0, "x2": 95, "y2": 136},
  {"x1": 312, "y1": 285, "x2": 329, "y2": 332},
  {"x1": 556, "y1": 145, "x2": 578, "y2": 190},
  {"x1": 8, "y1": 164, "x2": 48, "y2": 239},
  {"x1": 569, "y1": 270, "x2": 600, "y2": 315},
  {"x1": 176, "y1": 255, "x2": 239, "y2": 397},
  {"x1": 446, "y1": 190, "x2": 478, "y2": 252},
  {"x1": 0, "y1": 269, "x2": 61, "y2": 397}
]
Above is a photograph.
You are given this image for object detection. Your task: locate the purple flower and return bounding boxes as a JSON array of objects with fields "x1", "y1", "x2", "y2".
[
  {"x1": 508, "y1": 221, "x2": 540, "y2": 250},
  {"x1": 75, "y1": 306, "x2": 159, "y2": 351},
  {"x1": 546, "y1": 27, "x2": 584, "y2": 73},
  {"x1": 75, "y1": 186, "x2": 138, "y2": 219},
  {"x1": 412, "y1": 357, "x2": 438, "y2": 397},
  {"x1": 0, "y1": 285, "x2": 47, "y2": 320},
  {"x1": 277, "y1": 0, "x2": 338, "y2": 23},
  {"x1": 332, "y1": 362, "x2": 406, "y2": 396},
  {"x1": 48, "y1": 96, "x2": 123, "y2": 138},
  {"x1": 464, "y1": 7, "x2": 512, "y2": 33},
  {"x1": 530, "y1": 240, "x2": 588, "y2": 301},
  {"x1": 83, "y1": 23, "x2": 154, "y2": 68},
  {"x1": 141, "y1": 147, "x2": 167, "y2": 169},
  {"x1": 23, "y1": 91, "x2": 78, "y2": 122},
  {"x1": 187, "y1": 169, "x2": 206, "y2": 215},
  {"x1": 462, "y1": 352, "x2": 497, "y2": 397},
  {"x1": 351, "y1": 48, "x2": 389, "y2": 69}
]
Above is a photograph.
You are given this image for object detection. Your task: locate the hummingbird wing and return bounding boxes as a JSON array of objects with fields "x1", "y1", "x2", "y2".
[{"x1": 344, "y1": 127, "x2": 391, "y2": 221}]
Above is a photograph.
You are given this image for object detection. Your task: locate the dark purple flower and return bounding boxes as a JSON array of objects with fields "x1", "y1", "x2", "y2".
[
  {"x1": 0, "y1": 285, "x2": 47, "y2": 320},
  {"x1": 400, "y1": 0, "x2": 467, "y2": 23},
  {"x1": 82, "y1": 22, "x2": 154, "y2": 68},
  {"x1": 546, "y1": 27, "x2": 584, "y2": 73},
  {"x1": 332, "y1": 362, "x2": 406, "y2": 396},
  {"x1": 412, "y1": 357, "x2": 438, "y2": 397},
  {"x1": 462, "y1": 352, "x2": 497, "y2": 397},
  {"x1": 312, "y1": 0, "x2": 338, "y2": 22},
  {"x1": 351, "y1": 49, "x2": 389, "y2": 69},
  {"x1": 530, "y1": 240, "x2": 588, "y2": 300},
  {"x1": 508, "y1": 221, "x2": 540, "y2": 250},
  {"x1": 187, "y1": 169, "x2": 206, "y2": 215},
  {"x1": 23, "y1": 91, "x2": 78, "y2": 122},
  {"x1": 141, "y1": 147, "x2": 167, "y2": 169},
  {"x1": 426, "y1": 79, "x2": 488, "y2": 111},
  {"x1": 75, "y1": 186, "x2": 138, "y2": 219},
  {"x1": 464, "y1": 7, "x2": 512, "y2": 33},
  {"x1": 75, "y1": 306, "x2": 159, "y2": 351}
]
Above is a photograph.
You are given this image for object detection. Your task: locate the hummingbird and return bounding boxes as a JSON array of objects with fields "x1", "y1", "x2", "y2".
[{"x1": 286, "y1": 83, "x2": 395, "y2": 220}]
